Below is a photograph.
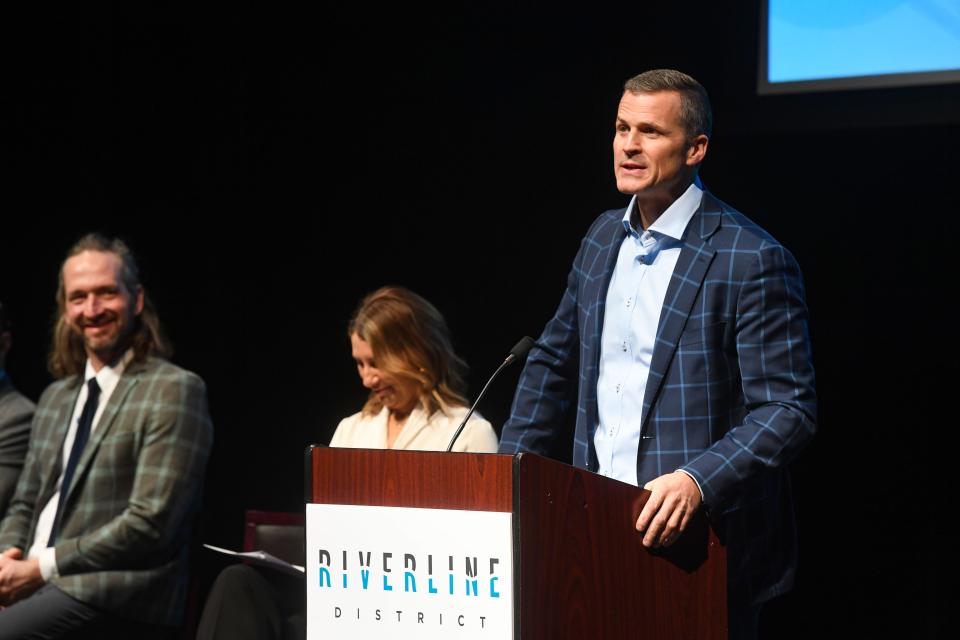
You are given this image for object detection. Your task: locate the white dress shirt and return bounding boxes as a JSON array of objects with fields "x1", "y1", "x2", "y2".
[
  {"x1": 594, "y1": 183, "x2": 702, "y2": 486},
  {"x1": 28, "y1": 350, "x2": 133, "y2": 580}
]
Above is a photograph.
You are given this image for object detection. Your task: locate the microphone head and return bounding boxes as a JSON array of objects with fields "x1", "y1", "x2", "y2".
[{"x1": 508, "y1": 336, "x2": 536, "y2": 361}]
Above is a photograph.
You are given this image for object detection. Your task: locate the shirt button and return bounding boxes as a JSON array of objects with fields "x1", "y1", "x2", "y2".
[
  {"x1": 622, "y1": 341, "x2": 628, "y2": 352},
  {"x1": 625, "y1": 298, "x2": 632, "y2": 308},
  {"x1": 616, "y1": 383, "x2": 621, "y2": 393}
]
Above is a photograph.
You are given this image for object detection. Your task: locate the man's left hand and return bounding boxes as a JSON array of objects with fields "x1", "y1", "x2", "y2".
[
  {"x1": 0, "y1": 548, "x2": 44, "y2": 606},
  {"x1": 635, "y1": 471, "x2": 702, "y2": 548}
]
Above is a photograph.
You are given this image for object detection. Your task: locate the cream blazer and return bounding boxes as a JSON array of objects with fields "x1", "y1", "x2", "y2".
[{"x1": 329, "y1": 405, "x2": 497, "y2": 453}]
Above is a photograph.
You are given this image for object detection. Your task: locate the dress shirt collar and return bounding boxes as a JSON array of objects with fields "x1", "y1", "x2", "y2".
[
  {"x1": 622, "y1": 180, "x2": 704, "y2": 241},
  {"x1": 83, "y1": 348, "x2": 134, "y2": 397}
]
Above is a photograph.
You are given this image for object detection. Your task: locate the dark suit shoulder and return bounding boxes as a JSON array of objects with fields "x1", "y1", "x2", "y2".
[
  {"x1": 128, "y1": 356, "x2": 206, "y2": 388},
  {"x1": 702, "y1": 192, "x2": 788, "y2": 252},
  {"x1": 584, "y1": 207, "x2": 627, "y2": 239},
  {"x1": 126, "y1": 358, "x2": 211, "y2": 422},
  {"x1": 0, "y1": 380, "x2": 36, "y2": 415},
  {"x1": 0, "y1": 381, "x2": 35, "y2": 457},
  {"x1": 36, "y1": 374, "x2": 81, "y2": 408}
]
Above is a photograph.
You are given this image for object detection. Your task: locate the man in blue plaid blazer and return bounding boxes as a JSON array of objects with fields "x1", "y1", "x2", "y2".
[
  {"x1": 499, "y1": 70, "x2": 816, "y2": 631},
  {"x1": 0, "y1": 234, "x2": 213, "y2": 638}
]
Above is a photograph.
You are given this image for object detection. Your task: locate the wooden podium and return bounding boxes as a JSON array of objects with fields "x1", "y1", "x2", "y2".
[{"x1": 306, "y1": 446, "x2": 727, "y2": 639}]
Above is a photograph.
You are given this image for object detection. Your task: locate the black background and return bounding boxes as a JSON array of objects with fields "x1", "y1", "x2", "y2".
[{"x1": 1, "y1": 2, "x2": 956, "y2": 636}]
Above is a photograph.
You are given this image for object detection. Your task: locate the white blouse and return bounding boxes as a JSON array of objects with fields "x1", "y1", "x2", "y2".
[{"x1": 329, "y1": 405, "x2": 498, "y2": 453}]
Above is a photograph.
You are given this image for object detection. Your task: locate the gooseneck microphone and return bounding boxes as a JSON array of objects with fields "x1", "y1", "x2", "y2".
[{"x1": 444, "y1": 336, "x2": 536, "y2": 452}]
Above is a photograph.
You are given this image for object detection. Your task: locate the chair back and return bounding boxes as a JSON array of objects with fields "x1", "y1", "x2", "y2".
[{"x1": 243, "y1": 509, "x2": 305, "y2": 565}]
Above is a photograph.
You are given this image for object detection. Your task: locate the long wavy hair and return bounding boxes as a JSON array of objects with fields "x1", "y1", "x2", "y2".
[
  {"x1": 349, "y1": 286, "x2": 468, "y2": 417},
  {"x1": 49, "y1": 233, "x2": 172, "y2": 379}
]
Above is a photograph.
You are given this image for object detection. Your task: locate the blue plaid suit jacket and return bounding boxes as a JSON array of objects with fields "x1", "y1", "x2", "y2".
[{"x1": 499, "y1": 191, "x2": 817, "y2": 604}]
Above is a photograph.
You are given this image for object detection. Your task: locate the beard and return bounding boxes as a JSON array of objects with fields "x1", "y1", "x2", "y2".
[{"x1": 72, "y1": 311, "x2": 135, "y2": 362}]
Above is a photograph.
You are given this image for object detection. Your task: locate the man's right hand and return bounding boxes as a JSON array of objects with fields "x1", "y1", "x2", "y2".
[
  {"x1": 0, "y1": 548, "x2": 44, "y2": 606},
  {"x1": 635, "y1": 471, "x2": 702, "y2": 548}
]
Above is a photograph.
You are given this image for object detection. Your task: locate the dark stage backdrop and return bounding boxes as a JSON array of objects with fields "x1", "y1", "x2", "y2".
[{"x1": 1, "y1": 2, "x2": 955, "y2": 637}]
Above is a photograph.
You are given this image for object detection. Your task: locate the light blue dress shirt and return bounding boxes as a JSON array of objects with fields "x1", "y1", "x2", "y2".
[{"x1": 595, "y1": 182, "x2": 703, "y2": 486}]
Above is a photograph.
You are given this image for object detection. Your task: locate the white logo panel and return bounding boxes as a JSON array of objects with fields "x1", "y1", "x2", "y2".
[{"x1": 306, "y1": 503, "x2": 513, "y2": 639}]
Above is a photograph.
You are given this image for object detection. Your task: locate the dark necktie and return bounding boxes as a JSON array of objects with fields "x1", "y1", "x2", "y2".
[{"x1": 49, "y1": 377, "x2": 101, "y2": 546}]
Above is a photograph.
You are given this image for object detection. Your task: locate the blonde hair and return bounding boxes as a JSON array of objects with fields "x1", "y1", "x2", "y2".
[{"x1": 349, "y1": 286, "x2": 468, "y2": 416}]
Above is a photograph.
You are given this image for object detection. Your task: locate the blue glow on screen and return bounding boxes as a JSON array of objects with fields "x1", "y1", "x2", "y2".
[{"x1": 768, "y1": 0, "x2": 960, "y2": 83}]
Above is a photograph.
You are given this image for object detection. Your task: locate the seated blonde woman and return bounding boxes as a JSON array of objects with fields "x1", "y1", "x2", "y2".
[
  {"x1": 196, "y1": 286, "x2": 496, "y2": 640},
  {"x1": 330, "y1": 285, "x2": 497, "y2": 452}
]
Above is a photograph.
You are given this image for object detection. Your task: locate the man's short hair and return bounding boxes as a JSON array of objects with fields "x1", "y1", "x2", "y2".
[{"x1": 623, "y1": 69, "x2": 713, "y2": 139}]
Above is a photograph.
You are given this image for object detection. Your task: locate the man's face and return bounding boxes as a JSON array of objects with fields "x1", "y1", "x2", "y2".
[
  {"x1": 613, "y1": 90, "x2": 707, "y2": 201},
  {"x1": 63, "y1": 250, "x2": 143, "y2": 367}
]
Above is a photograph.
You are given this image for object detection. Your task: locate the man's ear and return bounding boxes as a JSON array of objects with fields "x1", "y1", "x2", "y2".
[
  {"x1": 686, "y1": 134, "x2": 709, "y2": 167},
  {"x1": 133, "y1": 287, "x2": 145, "y2": 317}
]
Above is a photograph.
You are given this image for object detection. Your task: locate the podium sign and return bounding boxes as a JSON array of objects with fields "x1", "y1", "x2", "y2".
[{"x1": 306, "y1": 503, "x2": 514, "y2": 639}]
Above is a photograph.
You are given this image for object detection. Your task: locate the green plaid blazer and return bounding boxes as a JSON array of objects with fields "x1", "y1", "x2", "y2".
[{"x1": 0, "y1": 357, "x2": 213, "y2": 626}]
